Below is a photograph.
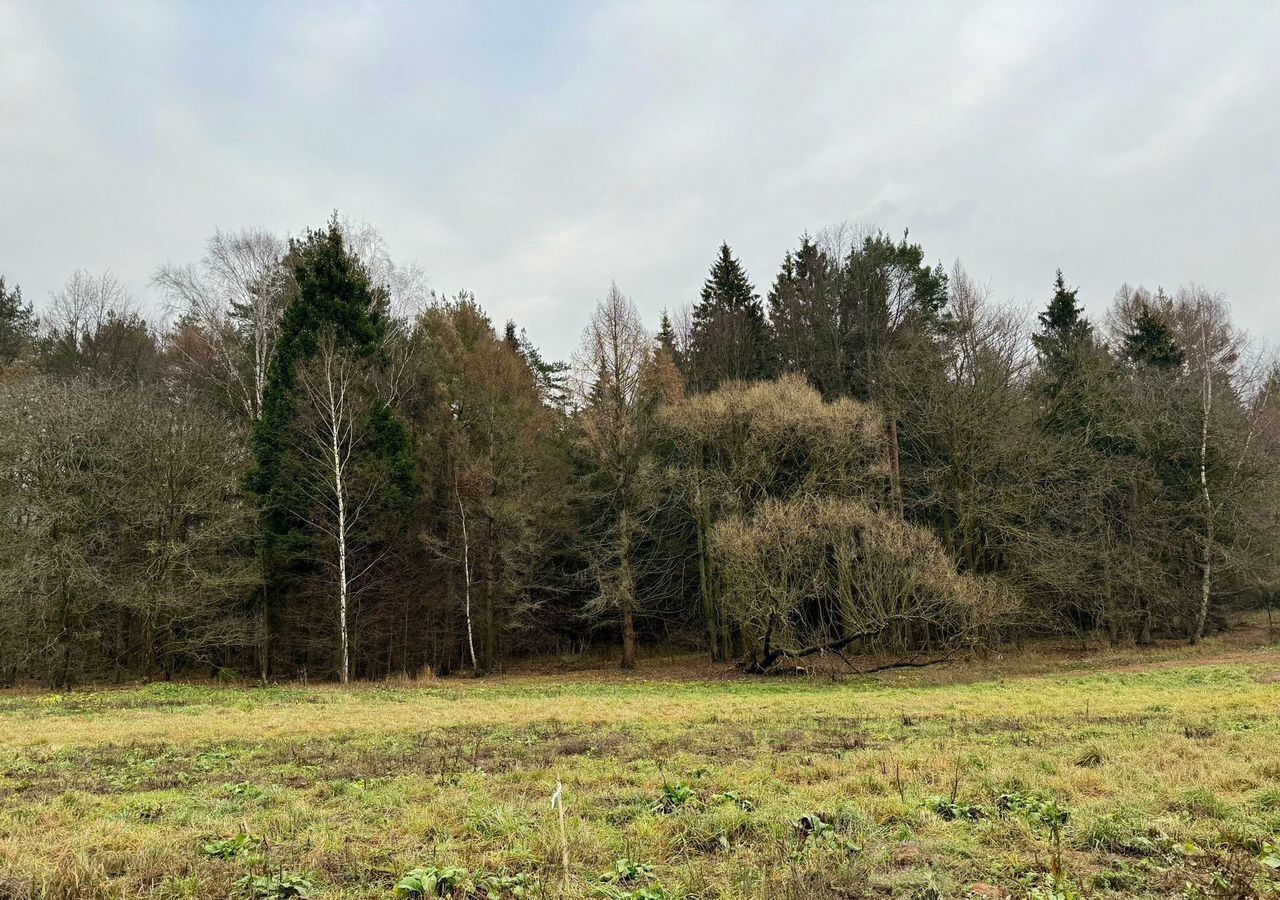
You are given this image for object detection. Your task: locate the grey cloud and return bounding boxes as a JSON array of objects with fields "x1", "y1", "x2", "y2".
[{"x1": 1, "y1": 0, "x2": 1276, "y2": 360}]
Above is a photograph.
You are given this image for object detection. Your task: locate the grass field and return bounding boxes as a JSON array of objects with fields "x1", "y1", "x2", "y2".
[{"x1": 2, "y1": 628, "x2": 1279, "y2": 900}]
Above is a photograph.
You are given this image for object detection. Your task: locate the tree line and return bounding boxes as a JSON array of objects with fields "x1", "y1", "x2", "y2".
[{"x1": 0, "y1": 216, "x2": 1276, "y2": 686}]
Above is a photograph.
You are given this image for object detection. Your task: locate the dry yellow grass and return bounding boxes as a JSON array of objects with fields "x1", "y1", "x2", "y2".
[{"x1": 1, "y1": 628, "x2": 1278, "y2": 900}]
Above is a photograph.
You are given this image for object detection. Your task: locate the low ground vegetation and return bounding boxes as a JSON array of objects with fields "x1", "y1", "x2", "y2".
[{"x1": 1, "y1": 626, "x2": 1278, "y2": 900}]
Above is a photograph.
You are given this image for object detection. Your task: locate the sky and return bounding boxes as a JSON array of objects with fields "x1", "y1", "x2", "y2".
[{"x1": 2, "y1": 0, "x2": 1278, "y2": 361}]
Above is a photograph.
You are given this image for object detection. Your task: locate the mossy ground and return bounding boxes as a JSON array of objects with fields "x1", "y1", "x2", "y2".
[{"x1": 2, "y1": 625, "x2": 1279, "y2": 900}]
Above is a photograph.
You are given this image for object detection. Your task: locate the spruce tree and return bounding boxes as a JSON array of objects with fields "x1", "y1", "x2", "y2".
[
  {"x1": 1033, "y1": 270, "x2": 1094, "y2": 373},
  {"x1": 502, "y1": 319, "x2": 521, "y2": 353},
  {"x1": 657, "y1": 311, "x2": 678, "y2": 356},
  {"x1": 1123, "y1": 298, "x2": 1184, "y2": 370},
  {"x1": 1032, "y1": 270, "x2": 1107, "y2": 435},
  {"x1": 246, "y1": 216, "x2": 415, "y2": 678},
  {"x1": 687, "y1": 243, "x2": 767, "y2": 390}
]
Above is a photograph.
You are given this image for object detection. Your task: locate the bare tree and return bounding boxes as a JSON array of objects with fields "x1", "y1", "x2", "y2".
[
  {"x1": 575, "y1": 284, "x2": 652, "y2": 669},
  {"x1": 40, "y1": 270, "x2": 158, "y2": 379},
  {"x1": 1171, "y1": 288, "x2": 1241, "y2": 643},
  {"x1": 290, "y1": 332, "x2": 391, "y2": 683},
  {"x1": 337, "y1": 217, "x2": 430, "y2": 323},
  {"x1": 0, "y1": 376, "x2": 255, "y2": 685},
  {"x1": 154, "y1": 227, "x2": 288, "y2": 420}
]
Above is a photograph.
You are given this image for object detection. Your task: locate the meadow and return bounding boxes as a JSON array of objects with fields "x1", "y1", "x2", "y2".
[{"x1": 2, "y1": 628, "x2": 1279, "y2": 900}]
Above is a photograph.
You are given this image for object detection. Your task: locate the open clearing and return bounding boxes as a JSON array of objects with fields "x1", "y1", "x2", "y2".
[{"x1": 2, "y1": 631, "x2": 1279, "y2": 900}]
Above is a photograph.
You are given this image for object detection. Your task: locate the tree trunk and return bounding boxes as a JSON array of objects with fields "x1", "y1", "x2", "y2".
[
  {"x1": 457, "y1": 487, "x2": 478, "y2": 673},
  {"x1": 694, "y1": 497, "x2": 720, "y2": 661},
  {"x1": 619, "y1": 511, "x2": 637, "y2": 670},
  {"x1": 328, "y1": 377, "x2": 351, "y2": 684},
  {"x1": 256, "y1": 543, "x2": 271, "y2": 683},
  {"x1": 1192, "y1": 344, "x2": 1213, "y2": 646},
  {"x1": 621, "y1": 594, "x2": 637, "y2": 670}
]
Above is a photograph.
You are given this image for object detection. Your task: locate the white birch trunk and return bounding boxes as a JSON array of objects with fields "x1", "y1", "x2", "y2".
[
  {"x1": 457, "y1": 486, "x2": 478, "y2": 672},
  {"x1": 326, "y1": 363, "x2": 351, "y2": 683}
]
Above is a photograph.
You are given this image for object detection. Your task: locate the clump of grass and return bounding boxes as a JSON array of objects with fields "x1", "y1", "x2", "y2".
[
  {"x1": 1074, "y1": 810, "x2": 1155, "y2": 855},
  {"x1": 1175, "y1": 788, "x2": 1231, "y2": 820},
  {"x1": 711, "y1": 791, "x2": 755, "y2": 812},
  {"x1": 1073, "y1": 744, "x2": 1105, "y2": 768}
]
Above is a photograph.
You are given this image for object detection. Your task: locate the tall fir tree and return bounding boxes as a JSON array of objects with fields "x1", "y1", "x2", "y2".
[
  {"x1": 656, "y1": 311, "x2": 678, "y2": 356},
  {"x1": 687, "y1": 243, "x2": 767, "y2": 391},
  {"x1": 767, "y1": 235, "x2": 831, "y2": 386},
  {"x1": 1123, "y1": 297, "x2": 1184, "y2": 370},
  {"x1": 1032, "y1": 271, "x2": 1102, "y2": 427},
  {"x1": 246, "y1": 216, "x2": 415, "y2": 678},
  {"x1": 1033, "y1": 270, "x2": 1094, "y2": 373},
  {"x1": 502, "y1": 319, "x2": 521, "y2": 353}
]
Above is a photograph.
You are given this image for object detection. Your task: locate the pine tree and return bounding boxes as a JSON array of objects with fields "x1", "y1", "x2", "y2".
[
  {"x1": 505, "y1": 319, "x2": 570, "y2": 411},
  {"x1": 0, "y1": 277, "x2": 37, "y2": 365},
  {"x1": 844, "y1": 230, "x2": 949, "y2": 402},
  {"x1": 687, "y1": 243, "x2": 767, "y2": 390},
  {"x1": 1123, "y1": 298, "x2": 1184, "y2": 370}
]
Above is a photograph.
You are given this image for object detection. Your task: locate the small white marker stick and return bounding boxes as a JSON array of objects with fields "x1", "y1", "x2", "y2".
[{"x1": 551, "y1": 779, "x2": 569, "y2": 877}]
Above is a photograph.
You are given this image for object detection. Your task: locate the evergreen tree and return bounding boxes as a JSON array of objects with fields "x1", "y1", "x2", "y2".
[
  {"x1": 502, "y1": 319, "x2": 521, "y2": 353},
  {"x1": 246, "y1": 216, "x2": 415, "y2": 678},
  {"x1": 0, "y1": 277, "x2": 37, "y2": 365},
  {"x1": 687, "y1": 243, "x2": 767, "y2": 390},
  {"x1": 1033, "y1": 270, "x2": 1094, "y2": 373},
  {"x1": 656, "y1": 311, "x2": 678, "y2": 356},
  {"x1": 1031, "y1": 270, "x2": 1104, "y2": 432},
  {"x1": 505, "y1": 319, "x2": 570, "y2": 411},
  {"x1": 767, "y1": 237, "x2": 830, "y2": 384},
  {"x1": 843, "y1": 230, "x2": 949, "y2": 402},
  {"x1": 1123, "y1": 298, "x2": 1184, "y2": 370}
]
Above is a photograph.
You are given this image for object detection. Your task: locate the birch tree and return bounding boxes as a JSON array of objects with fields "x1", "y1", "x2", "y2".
[
  {"x1": 154, "y1": 227, "x2": 289, "y2": 421},
  {"x1": 248, "y1": 218, "x2": 415, "y2": 681},
  {"x1": 1172, "y1": 287, "x2": 1268, "y2": 643},
  {"x1": 292, "y1": 333, "x2": 387, "y2": 683}
]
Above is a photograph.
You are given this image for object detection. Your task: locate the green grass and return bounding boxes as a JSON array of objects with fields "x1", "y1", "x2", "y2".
[{"x1": 1, "y1": 636, "x2": 1279, "y2": 899}]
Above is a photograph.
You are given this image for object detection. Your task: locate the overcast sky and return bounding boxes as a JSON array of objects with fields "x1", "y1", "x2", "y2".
[{"x1": 2, "y1": 0, "x2": 1278, "y2": 360}]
